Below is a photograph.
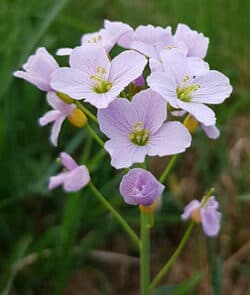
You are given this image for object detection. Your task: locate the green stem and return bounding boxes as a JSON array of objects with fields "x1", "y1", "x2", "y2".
[
  {"x1": 150, "y1": 221, "x2": 195, "y2": 289},
  {"x1": 88, "y1": 182, "x2": 140, "y2": 248},
  {"x1": 86, "y1": 124, "x2": 104, "y2": 148},
  {"x1": 75, "y1": 101, "x2": 98, "y2": 124},
  {"x1": 159, "y1": 154, "x2": 178, "y2": 184},
  {"x1": 140, "y1": 210, "x2": 151, "y2": 295}
]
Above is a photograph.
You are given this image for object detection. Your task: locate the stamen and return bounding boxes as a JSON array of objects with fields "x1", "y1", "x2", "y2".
[
  {"x1": 129, "y1": 122, "x2": 150, "y2": 146},
  {"x1": 90, "y1": 66, "x2": 112, "y2": 93},
  {"x1": 87, "y1": 34, "x2": 102, "y2": 44},
  {"x1": 165, "y1": 45, "x2": 177, "y2": 50},
  {"x1": 176, "y1": 75, "x2": 200, "y2": 102}
]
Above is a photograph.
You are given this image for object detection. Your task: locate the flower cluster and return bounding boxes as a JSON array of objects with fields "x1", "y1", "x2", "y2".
[{"x1": 14, "y1": 20, "x2": 232, "y2": 237}]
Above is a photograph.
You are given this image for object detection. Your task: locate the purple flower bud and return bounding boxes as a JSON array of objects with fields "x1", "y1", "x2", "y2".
[
  {"x1": 119, "y1": 168, "x2": 165, "y2": 206},
  {"x1": 133, "y1": 75, "x2": 145, "y2": 87},
  {"x1": 181, "y1": 196, "x2": 222, "y2": 237}
]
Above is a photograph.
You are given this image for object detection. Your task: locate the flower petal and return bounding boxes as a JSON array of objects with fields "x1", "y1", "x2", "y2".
[
  {"x1": 177, "y1": 101, "x2": 216, "y2": 126},
  {"x1": 201, "y1": 208, "x2": 221, "y2": 237},
  {"x1": 51, "y1": 67, "x2": 91, "y2": 100},
  {"x1": 39, "y1": 110, "x2": 61, "y2": 126},
  {"x1": 50, "y1": 115, "x2": 65, "y2": 146},
  {"x1": 201, "y1": 124, "x2": 220, "y2": 139},
  {"x1": 191, "y1": 70, "x2": 232, "y2": 104},
  {"x1": 131, "y1": 41, "x2": 157, "y2": 59},
  {"x1": 69, "y1": 45, "x2": 110, "y2": 75},
  {"x1": 97, "y1": 98, "x2": 131, "y2": 138},
  {"x1": 148, "y1": 121, "x2": 191, "y2": 156},
  {"x1": 56, "y1": 48, "x2": 73, "y2": 56},
  {"x1": 187, "y1": 57, "x2": 209, "y2": 76},
  {"x1": 104, "y1": 20, "x2": 133, "y2": 45},
  {"x1": 83, "y1": 91, "x2": 118, "y2": 109},
  {"x1": 109, "y1": 50, "x2": 147, "y2": 92},
  {"x1": 147, "y1": 72, "x2": 179, "y2": 108},
  {"x1": 63, "y1": 166, "x2": 90, "y2": 192},
  {"x1": 14, "y1": 71, "x2": 52, "y2": 92},
  {"x1": 181, "y1": 200, "x2": 201, "y2": 220},
  {"x1": 60, "y1": 152, "x2": 78, "y2": 170},
  {"x1": 119, "y1": 168, "x2": 165, "y2": 205},
  {"x1": 49, "y1": 172, "x2": 69, "y2": 190},
  {"x1": 174, "y1": 23, "x2": 209, "y2": 59},
  {"x1": 105, "y1": 139, "x2": 147, "y2": 169},
  {"x1": 46, "y1": 92, "x2": 74, "y2": 114},
  {"x1": 14, "y1": 47, "x2": 58, "y2": 91},
  {"x1": 129, "y1": 89, "x2": 167, "y2": 133}
]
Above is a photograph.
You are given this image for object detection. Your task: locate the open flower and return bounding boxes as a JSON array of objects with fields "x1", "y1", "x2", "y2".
[
  {"x1": 57, "y1": 20, "x2": 132, "y2": 56},
  {"x1": 117, "y1": 23, "x2": 209, "y2": 76},
  {"x1": 119, "y1": 24, "x2": 172, "y2": 53},
  {"x1": 39, "y1": 92, "x2": 75, "y2": 146},
  {"x1": 49, "y1": 152, "x2": 90, "y2": 192},
  {"x1": 81, "y1": 20, "x2": 132, "y2": 52},
  {"x1": 181, "y1": 196, "x2": 222, "y2": 237},
  {"x1": 147, "y1": 53, "x2": 232, "y2": 126},
  {"x1": 97, "y1": 89, "x2": 191, "y2": 169},
  {"x1": 120, "y1": 168, "x2": 164, "y2": 206},
  {"x1": 174, "y1": 23, "x2": 209, "y2": 59},
  {"x1": 14, "y1": 47, "x2": 59, "y2": 91},
  {"x1": 51, "y1": 45, "x2": 147, "y2": 109}
]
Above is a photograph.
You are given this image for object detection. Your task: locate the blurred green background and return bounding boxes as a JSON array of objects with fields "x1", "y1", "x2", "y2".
[{"x1": 1, "y1": 0, "x2": 250, "y2": 294}]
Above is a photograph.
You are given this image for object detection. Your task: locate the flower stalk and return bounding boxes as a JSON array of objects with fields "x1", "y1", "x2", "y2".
[
  {"x1": 75, "y1": 100, "x2": 98, "y2": 123},
  {"x1": 86, "y1": 124, "x2": 105, "y2": 148},
  {"x1": 150, "y1": 221, "x2": 195, "y2": 290},
  {"x1": 140, "y1": 209, "x2": 151, "y2": 295},
  {"x1": 88, "y1": 182, "x2": 140, "y2": 247}
]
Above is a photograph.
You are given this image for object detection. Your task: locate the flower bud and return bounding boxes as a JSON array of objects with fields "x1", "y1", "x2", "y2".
[
  {"x1": 133, "y1": 75, "x2": 145, "y2": 87},
  {"x1": 119, "y1": 168, "x2": 165, "y2": 206},
  {"x1": 183, "y1": 115, "x2": 199, "y2": 133},
  {"x1": 67, "y1": 108, "x2": 88, "y2": 128},
  {"x1": 57, "y1": 92, "x2": 74, "y2": 104}
]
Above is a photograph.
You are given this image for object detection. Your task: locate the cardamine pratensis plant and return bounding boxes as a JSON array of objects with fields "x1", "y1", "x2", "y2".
[{"x1": 14, "y1": 20, "x2": 232, "y2": 294}]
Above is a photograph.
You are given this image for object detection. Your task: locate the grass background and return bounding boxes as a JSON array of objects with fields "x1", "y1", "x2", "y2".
[{"x1": 0, "y1": 0, "x2": 250, "y2": 294}]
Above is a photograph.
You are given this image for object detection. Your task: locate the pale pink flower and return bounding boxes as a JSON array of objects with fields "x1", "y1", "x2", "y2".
[
  {"x1": 148, "y1": 53, "x2": 232, "y2": 126},
  {"x1": 39, "y1": 92, "x2": 75, "y2": 146},
  {"x1": 120, "y1": 168, "x2": 165, "y2": 206},
  {"x1": 51, "y1": 45, "x2": 147, "y2": 109},
  {"x1": 49, "y1": 152, "x2": 90, "y2": 192},
  {"x1": 98, "y1": 89, "x2": 191, "y2": 169},
  {"x1": 14, "y1": 47, "x2": 58, "y2": 91},
  {"x1": 174, "y1": 23, "x2": 209, "y2": 59},
  {"x1": 57, "y1": 20, "x2": 132, "y2": 55},
  {"x1": 181, "y1": 196, "x2": 221, "y2": 237}
]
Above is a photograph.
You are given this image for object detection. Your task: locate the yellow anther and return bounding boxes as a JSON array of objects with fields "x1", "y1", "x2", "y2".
[
  {"x1": 129, "y1": 122, "x2": 150, "y2": 146},
  {"x1": 165, "y1": 45, "x2": 176, "y2": 50},
  {"x1": 132, "y1": 122, "x2": 144, "y2": 131},
  {"x1": 87, "y1": 35, "x2": 102, "y2": 44},
  {"x1": 67, "y1": 108, "x2": 88, "y2": 128},
  {"x1": 183, "y1": 115, "x2": 199, "y2": 133}
]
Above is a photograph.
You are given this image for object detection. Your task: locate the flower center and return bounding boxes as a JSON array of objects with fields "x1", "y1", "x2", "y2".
[
  {"x1": 90, "y1": 66, "x2": 112, "y2": 93},
  {"x1": 87, "y1": 34, "x2": 102, "y2": 44},
  {"x1": 129, "y1": 122, "x2": 150, "y2": 146},
  {"x1": 165, "y1": 45, "x2": 176, "y2": 50},
  {"x1": 176, "y1": 75, "x2": 200, "y2": 102}
]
